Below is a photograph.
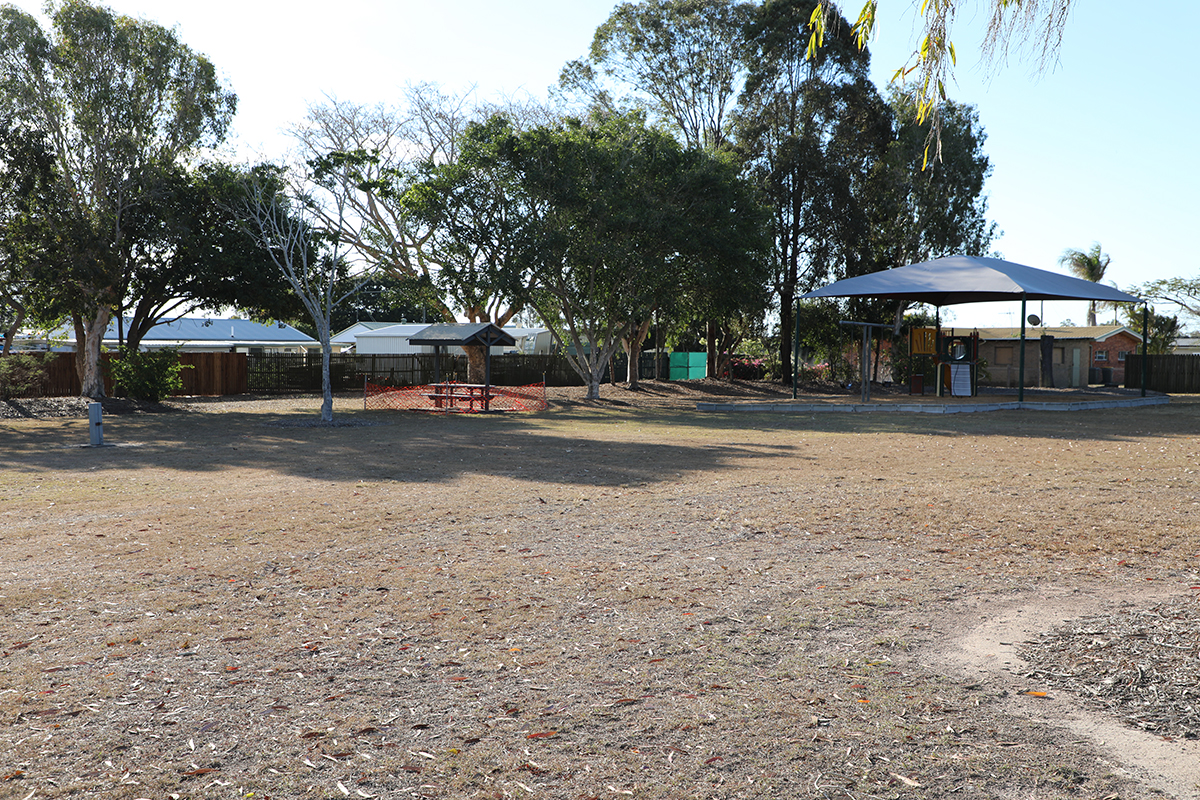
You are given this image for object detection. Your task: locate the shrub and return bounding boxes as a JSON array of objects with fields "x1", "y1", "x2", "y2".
[
  {"x1": 107, "y1": 347, "x2": 192, "y2": 402},
  {"x1": 727, "y1": 355, "x2": 766, "y2": 381},
  {"x1": 0, "y1": 352, "x2": 50, "y2": 399}
]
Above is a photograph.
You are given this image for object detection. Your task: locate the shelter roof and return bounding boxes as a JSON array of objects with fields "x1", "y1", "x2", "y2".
[
  {"x1": 801, "y1": 255, "x2": 1142, "y2": 306},
  {"x1": 408, "y1": 323, "x2": 516, "y2": 348}
]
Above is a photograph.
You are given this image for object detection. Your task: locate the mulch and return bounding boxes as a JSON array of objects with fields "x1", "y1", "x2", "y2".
[{"x1": 1020, "y1": 594, "x2": 1200, "y2": 740}]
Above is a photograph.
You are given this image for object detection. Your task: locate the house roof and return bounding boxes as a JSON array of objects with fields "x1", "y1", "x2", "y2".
[
  {"x1": 971, "y1": 325, "x2": 1143, "y2": 342},
  {"x1": 353, "y1": 323, "x2": 442, "y2": 339},
  {"x1": 331, "y1": 321, "x2": 407, "y2": 341},
  {"x1": 42, "y1": 317, "x2": 316, "y2": 347}
]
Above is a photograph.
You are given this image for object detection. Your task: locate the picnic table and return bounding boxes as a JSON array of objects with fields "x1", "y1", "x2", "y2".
[{"x1": 425, "y1": 382, "x2": 496, "y2": 412}]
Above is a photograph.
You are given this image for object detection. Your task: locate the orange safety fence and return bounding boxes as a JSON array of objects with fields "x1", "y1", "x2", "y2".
[{"x1": 363, "y1": 381, "x2": 548, "y2": 413}]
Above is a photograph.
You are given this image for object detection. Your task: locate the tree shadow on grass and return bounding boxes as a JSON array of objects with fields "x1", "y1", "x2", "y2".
[
  {"x1": 2, "y1": 397, "x2": 1194, "y2": 487},
  {"x1": 0, "y1": 408, "x2": 809, "y2": 488}
]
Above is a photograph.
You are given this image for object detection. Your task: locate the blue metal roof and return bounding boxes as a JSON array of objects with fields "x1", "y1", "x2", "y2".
[{"x1": 47, "y1": 317, "x2": 317, "y2": 345}]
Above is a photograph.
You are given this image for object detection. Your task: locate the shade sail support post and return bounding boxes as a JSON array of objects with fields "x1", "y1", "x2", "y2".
[
  {"x1": 839, "y1": 321, "x2": 892, "y2": 403},
  {"x1": 1141, "y1": 303, "x2": 1149, "y2": 397},
  {"x1": 792, "y1": 299, "x2": 801, "y2": 399},
  {"x1": 1018, "y1": 295, "x2": 1027, "y2": 403}
]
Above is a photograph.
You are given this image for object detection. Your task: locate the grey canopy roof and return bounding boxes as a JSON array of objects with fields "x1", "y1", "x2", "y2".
[
  {"x1": 800, "y1": 255, "x2": 1141, "y2": 306},
  {"x1": 408, "y1": 323, "x2": 516, "y2": 347}
]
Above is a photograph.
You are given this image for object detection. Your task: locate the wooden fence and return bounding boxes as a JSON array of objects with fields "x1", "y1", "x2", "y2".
[
  {"x1": 1126, "y1": 353, "x2": 1200, "y2": 393},
  {"x1": 5, "y1": 352, "x2": 246, "y2": 398}
]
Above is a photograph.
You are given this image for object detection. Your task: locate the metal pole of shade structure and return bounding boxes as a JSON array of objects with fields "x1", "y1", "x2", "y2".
[
  {"x1": 860, "y1": 325, "x2": 871, "y2": 403},
  {"x1": 1141, "y1": 303, "x2": 1149, "y2": 397},
  {"x1": 88, "y1": 402, "x2": 103, "y2": 446},
  {"x1": 792, "y1": 299, "x2": 800, "y2": 400},
  {"x1": 484, "y1": 338, "x2": 492, "y2": 412},
  {"x1": 1017, "y1": 295, "x2": 1027, "y2": 403}
]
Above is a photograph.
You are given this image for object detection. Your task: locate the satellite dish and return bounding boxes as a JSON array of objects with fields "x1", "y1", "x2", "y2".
[{"x1": 1027, "y1": 314, "x2": 1042, "y2": 326}]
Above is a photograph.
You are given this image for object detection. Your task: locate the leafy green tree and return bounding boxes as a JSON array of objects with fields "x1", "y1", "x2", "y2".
[
  {"x1": 562, "y1": 0, "x2": 775, "y2": 379},
  {"x1": 479, "y1": 113, "x2": 763, "y2": 399},
  {"x1": 0, "y1": 118, "x2": 57, "y2": 354},
  {"x1": 736, "y1": 0, "x2": 893, "y2": 383},
  {"x1": 0, "y1": 0, "x2": 236, "y2": 397},
  {"x1": 1059, "y1": 243, "x2": 1111, "y2": 326},
  {"x1": 1115, "y1": 304, "x2": 1181, "y2": 355},
  {"x1": 117, "y1": 162, "x2": 306, "y2": 351},
  {"x1": 560, "y1": 0, "x2": 754, "y2": 151},
  {"x1": 865, "y1": 89, "x2": 996, "y2": 328},
  {"x1": 400, "y1": 115, "x2": 545, "y2": 380},
  {"x1": 653, "y1": 147, "x2": 772, "y2": 385}
]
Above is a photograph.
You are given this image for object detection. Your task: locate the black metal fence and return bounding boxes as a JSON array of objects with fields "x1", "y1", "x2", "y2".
[{"x1": 245, "y1": 352, "x2": 677, "y2": 394}]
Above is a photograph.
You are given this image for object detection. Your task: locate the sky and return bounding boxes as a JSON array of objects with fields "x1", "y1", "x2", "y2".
[{"x1": 7, "y1": 0, "x2": 1198, "y2": 330}]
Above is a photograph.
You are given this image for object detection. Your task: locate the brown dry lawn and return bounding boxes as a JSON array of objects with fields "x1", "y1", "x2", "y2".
[{"x1": 1, "y1": 383, "x2": 1198, "y2": 799}]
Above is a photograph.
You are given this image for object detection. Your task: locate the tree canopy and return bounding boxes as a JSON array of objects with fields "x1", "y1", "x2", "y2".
[
  {"x1": 1059, "y1": 243, "x2": 1111, "y2": 326},
  {"x1": 808, "y1": 0, "x2": 1074, "y2": 163},
  {"x1": 0, "y1": 0, "x2": 236, "y2": 396}
]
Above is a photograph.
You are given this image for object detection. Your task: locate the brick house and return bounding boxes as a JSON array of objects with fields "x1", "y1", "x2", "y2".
[{"x1": 974, "y1": 325, "x2": 1143, "y2": 388}]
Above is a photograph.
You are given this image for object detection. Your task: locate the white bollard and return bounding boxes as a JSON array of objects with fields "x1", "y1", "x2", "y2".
[{"x1": 88, "y1": 402, "x2": 104, "y2": 446}]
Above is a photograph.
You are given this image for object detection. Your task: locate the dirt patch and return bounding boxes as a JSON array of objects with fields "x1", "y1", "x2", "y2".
[
  {"x1": 926, "y1": 586, "x2": 1200, "y2": 799},
  {"x1": 2, "y1": 387, "x2": 1199, "y2": 798}
]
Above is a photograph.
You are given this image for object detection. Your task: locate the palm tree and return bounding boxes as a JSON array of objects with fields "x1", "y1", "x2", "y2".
[{"x1": 1059, "y1": 243, "x2": 1111, "y2": 326}]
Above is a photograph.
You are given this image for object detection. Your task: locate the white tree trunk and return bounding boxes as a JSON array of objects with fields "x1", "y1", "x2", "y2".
[{"x1": 318, "y1": 323, "x2": 333, "y2": 422}]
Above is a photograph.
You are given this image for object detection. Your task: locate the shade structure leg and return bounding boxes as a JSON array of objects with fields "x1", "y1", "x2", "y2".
[
  {"x1": 1141, "y1": 304, "x2": 1148, "y2": 397},
  {"x1": 1018, "y1": 296, "x2": 1027, "y2": 403},
  {"x1": 860, "y1": 325, "x2": 871, "y2": 403}
]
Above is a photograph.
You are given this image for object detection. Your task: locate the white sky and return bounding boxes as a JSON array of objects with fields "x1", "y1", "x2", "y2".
[{"x1": 9, "y1": 0, "x2": 1197, "y2": 329}]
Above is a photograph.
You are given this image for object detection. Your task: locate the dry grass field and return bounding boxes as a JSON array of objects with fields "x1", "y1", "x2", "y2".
[{"x1": 1, "y1": 382, "x2": 1199, "y2": 799}]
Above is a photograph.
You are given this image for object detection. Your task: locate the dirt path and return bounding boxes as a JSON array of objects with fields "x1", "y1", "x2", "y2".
[{"x1": 928, "y1": 584, "x2": 1200, "y2": 798}]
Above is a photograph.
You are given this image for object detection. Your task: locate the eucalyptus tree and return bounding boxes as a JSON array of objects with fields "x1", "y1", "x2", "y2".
[
  {"x1": 560, "y1": 0, "x2": 754, "y2": 152},
  {"x1": 290, "y1": 87, "x2": 558, "y2": 325},
  {"x1": 0, "y1": 0, "x2": 236, "y2": 397},
  {"x1": 561, "y1": 0, "x2": 767, "y2": 378},
  {"x1": 0, "y1": 118, "x2": 57, "y2": 354},
  {"x1": 865, "y1": 89, "x2": 996, "y2": 329},
  {"x1": 241, "y1": 162, "x2": 364, "y2": 424},
  {"x1": 1059, "y1": 243, "x2": 1111, "y2": 325},
  {"x1": 735, "y1": 0, "x2": 893, "y2": 381},
  {"x1": 1139, "y1": 278, "x2": 1200, "y2": 323}
]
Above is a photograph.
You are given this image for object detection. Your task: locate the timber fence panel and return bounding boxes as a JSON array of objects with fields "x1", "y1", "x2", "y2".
[
  {"x1": 178, "y1": 352, "x2": 247, "y2": 396},
  {"x1": 1126, "y1": 353, "x2": 1200, "y2": 393}
]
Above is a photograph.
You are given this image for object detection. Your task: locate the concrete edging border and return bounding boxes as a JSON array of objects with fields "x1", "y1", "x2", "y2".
[{"x1": 695, "y1": 396, "x2": 1171, "y2": 414}]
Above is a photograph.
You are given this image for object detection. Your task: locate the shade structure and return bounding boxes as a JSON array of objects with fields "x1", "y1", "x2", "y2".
[
  {"x1": 407, "y1": 322, "x2": 517, "y2": 349},
  {"x1": 408, "y1": 323, "x2": 517, "y2": 401},
  {"x1": 798, "y1": 255, "x2": 1148, "y2": 402},
  {"x1": 800, "y1": 255, "x2": 1140, "y2": 306}
]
